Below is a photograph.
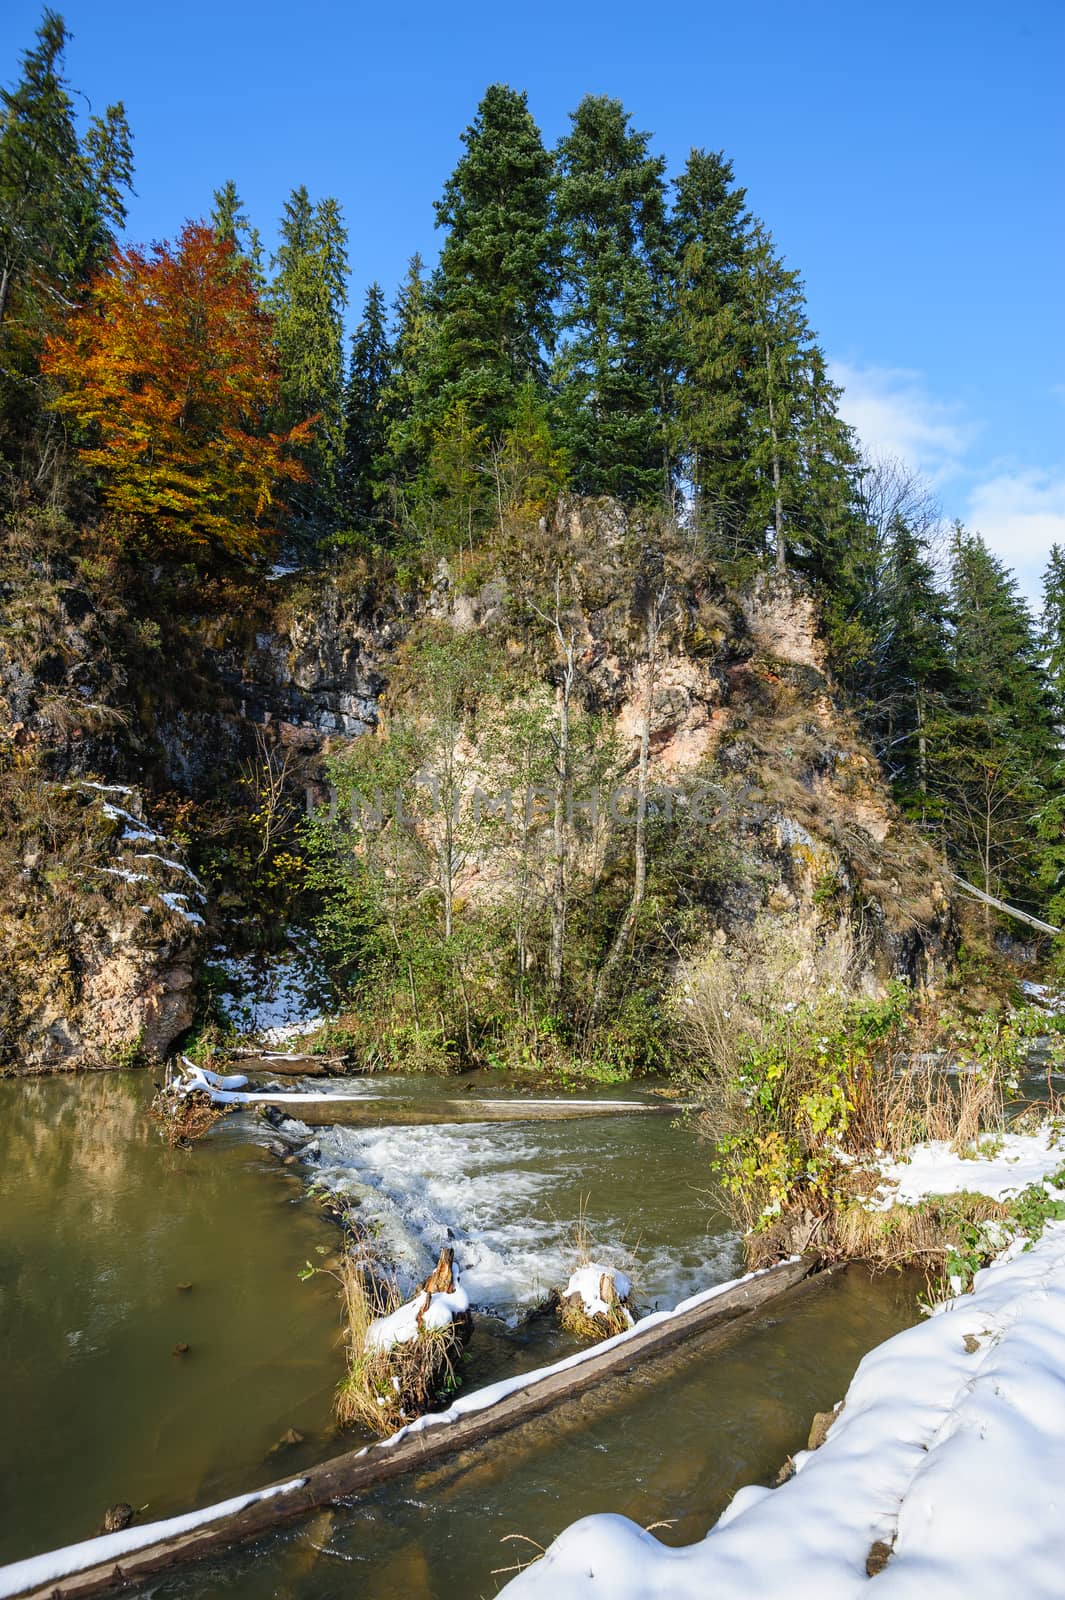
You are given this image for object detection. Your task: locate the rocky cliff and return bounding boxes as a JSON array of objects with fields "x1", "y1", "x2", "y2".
[{"x1": 0, "y1": 496, "x2": 956, "y2": 1070}]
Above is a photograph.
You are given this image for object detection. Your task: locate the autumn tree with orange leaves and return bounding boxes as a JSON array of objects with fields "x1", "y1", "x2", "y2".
[{"x1": 41, "y1": 220, "x2": 312, "y2": 559}]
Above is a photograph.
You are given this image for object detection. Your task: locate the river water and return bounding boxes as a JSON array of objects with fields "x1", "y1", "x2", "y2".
[{"x1": 0, "y1": 1072, "x2": 923, "y2": 1597}]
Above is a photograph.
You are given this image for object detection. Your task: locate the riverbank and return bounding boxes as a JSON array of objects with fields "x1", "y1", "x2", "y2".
[{"x1": 500, "y1": 1215, "x2": 1065, "y2": 1599}]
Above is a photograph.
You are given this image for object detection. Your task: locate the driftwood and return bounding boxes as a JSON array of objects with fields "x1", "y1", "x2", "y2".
[
  {"x1": 229, "y1": 1053, "x2": 345, "y2": 1076},
  {"x1": 8, "y1": 1257, "x2": 828, "y2": 1600}
]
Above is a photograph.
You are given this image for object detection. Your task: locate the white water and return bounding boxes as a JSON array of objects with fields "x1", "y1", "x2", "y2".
[{"x1": 306, "y1": 1115, "x2": 740, "y2": 1320}]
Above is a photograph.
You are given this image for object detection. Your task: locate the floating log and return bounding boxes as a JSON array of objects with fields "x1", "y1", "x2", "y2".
[
  {"x1": 5, "y1": 1257, "x2": 827, "y2": 1600},
  {"x1": 245, "y1": 1094, "x2": 689, "y2": 1128}
]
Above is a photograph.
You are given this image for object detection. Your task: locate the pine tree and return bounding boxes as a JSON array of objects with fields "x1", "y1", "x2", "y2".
[
  {"x1": 420, "y1": 84, "x2": 556, "y2": 442},
  {"x1": 269, "y1": 186, "x2": 348, "y2": 524},
  {"x1": 341, "y1": 281, "x2": 392, "y2": 533},
  {"x1": 554, "y1": 96, "x2": 674, "y2": 503}
]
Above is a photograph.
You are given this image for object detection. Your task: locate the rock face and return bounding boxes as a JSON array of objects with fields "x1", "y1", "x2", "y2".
[
  {"x1": 0, "y1": 781, "x2": 204, "y2": 1072},
  {"x1": 417, "y1": 501, "x2": 954, "y2": 996},
  {"x1": 0, "y1": 496, "x2": 956, "y2": 1071}
]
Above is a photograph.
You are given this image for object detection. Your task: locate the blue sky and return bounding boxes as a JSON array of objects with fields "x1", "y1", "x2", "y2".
[{"x1": 3, "y1": 0, "x2": 1062, "y2": 600}]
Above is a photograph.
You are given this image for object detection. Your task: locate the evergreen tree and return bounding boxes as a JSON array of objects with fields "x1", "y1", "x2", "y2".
[
  {"x1": 341, "y1": 281, "x2": 392, "y2": 533},
  {"x1": 930, "y1": 526, "x2": 1054, "y2": 907},
  {"x1": 269, "y1": 186, "x2": 348, "y2": 524},
  {"x1": 209, "y1": 180, "x2": 265, "y2": 284},
  {"x1": 1041, "y1": 544, "x2": 1065, "y2": 731},
  {"x1": 211, "y1": 180, "x2": 249, "y2": 250},
  {"x1": 554, "y1": 96, "x2": 674, "y2": 502},
  {"x1": 382, "y1": 252, "x2": 431, "y2": 488},
  {"x1": 420, "y1": 84, "x2": 556, "y2": 442},
  {"x1": 672, "y1": 148, "x2": 752, "y2": 553},
  {"x1": 740, "y1": 225, "x2": 811, "y2": 569},
  {"x1": 874, "y1": 517, "x2": 955, "y2": 802},
  {"x1": 0, "y1": 11, "x2": 132, "y2": 448},
  {"x1": 949, "y1": 526, "x2": 1051, "y2": 749}
]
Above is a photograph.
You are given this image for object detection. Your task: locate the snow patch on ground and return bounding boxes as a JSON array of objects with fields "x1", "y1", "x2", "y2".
[
  {"x1": 1022, "y1": 981, "x2": 1065, "y2": 1013},
  {"x1": 868, "y1": 1125, "x2": 1065, "y2": 1208},
  {"x1": 97, "y1": 866, "x2": 151, "y2": 885},
  {"x1": 159, "y1": 891, "x2": 205, "y2": 927},
  {"x1": 215, "y1": 944, "x2": 329, "y2": 1042},
  {"x1": 500, "y1": 1224, "x2": 1065, "y2": 1600}
]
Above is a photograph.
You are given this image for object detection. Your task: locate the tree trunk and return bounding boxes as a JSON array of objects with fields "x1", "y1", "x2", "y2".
[
  {"x1": 589, "y1": 595, "x2": 662, "y2": 1028},
  {"x1": 548, "y1": 662, "x2": 572, "y2": 995},
  {"x1": 764, "y1": 343, "x2": 785, "y2": 572}
]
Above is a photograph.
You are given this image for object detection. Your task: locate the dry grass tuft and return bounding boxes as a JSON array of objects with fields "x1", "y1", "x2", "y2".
[
  {"x1": 333, "y1": 1255, "x2": 468, "y2": 1437},
  {"x1": 557, "y1": 1282, "x2": 634, "y2": 1342},
  {"x1": 555, "y1": 1203, "x2": 638, "y2": 1342}
]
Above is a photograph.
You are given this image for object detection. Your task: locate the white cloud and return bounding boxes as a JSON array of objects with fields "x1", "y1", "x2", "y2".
[
  {"x1": 827, "y1": 359, "x2": 977, "y2": 484},
  {"x1": 965, "y1": 469, "x2": 1065, "y2": 607}
]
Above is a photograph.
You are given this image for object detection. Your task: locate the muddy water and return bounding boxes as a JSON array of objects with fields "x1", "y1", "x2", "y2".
[
  {"x1": 0, "y1": 1073, "x2": 923, "y2": 1597},
  {"x1": 0, "y1": 1074, "x2": 343, "y2": 1567}
]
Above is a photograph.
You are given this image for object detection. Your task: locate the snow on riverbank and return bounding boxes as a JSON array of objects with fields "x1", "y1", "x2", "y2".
[
  {"x1": 868, "y1": 1125, "x2": 1065, "y2": 1208},
  {"x1": 214, "y1": 943, "x2": 330, "y2": 1043},
  {"x1": 500, "y1": 1222, "x2": 1065, "y2": 1600}
]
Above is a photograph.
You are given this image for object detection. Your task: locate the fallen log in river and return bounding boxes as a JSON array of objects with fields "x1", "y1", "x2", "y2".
[
  {"x1": 0, "y1": 1256, "x2": 829, "y2": 1600},
  {"x1": 249, "y1": 1092, "x2": 689, "y2": 1127}
]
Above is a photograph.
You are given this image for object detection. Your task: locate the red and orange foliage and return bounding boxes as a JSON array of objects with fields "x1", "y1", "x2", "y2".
[{"x1": 41, "y1": 220, "x2": 312, "y2": 559}]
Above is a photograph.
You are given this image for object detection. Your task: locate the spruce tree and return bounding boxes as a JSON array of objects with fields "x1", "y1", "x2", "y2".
[
  {"x1": 673, "y1": 148, "x2": 752, "y2": 553},
  {"x1": 341, "y1": 281, "x2": 392, "y2": 533},
  {"x1": 0, "y1": 12, "x2": 133, "y2": 449},
  {"x1": 421, "y1": 84, "x2": 555, "y2": 442},
  {"x1": 931, "y1": 526, "x2": 1054, "y2": 906},
  {"x1": 209, "y1": 181, "x2": 264, "y2": 283},
  {"x1": 211, "y1": 180, "x2": 250, "y2": 250},
  {"x1": 382, "y1": 252, "x2": 431, "y2": 488},
  {"x1": 554, "y1": 96, "x2": 673, "y2": 503},
  {"x1": 1041, "y1": 544, "x2": 1065, "y2": 730},
  {"x1": 875, "y1": 517, "x2": 956, "y2": 802},
  {"x1": 740, "y1": 225, "x2": 811, "y2": 569},
  {"x1": 269, "y1": 186, "x2": 348, "y2": 524}
]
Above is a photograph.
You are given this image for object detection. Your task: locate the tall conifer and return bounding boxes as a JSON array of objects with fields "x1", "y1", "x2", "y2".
[
  {"x1": 421, "y1": 85, "x2": 555, "y2": 442},
  {"x1": 554, "y1": 96, "x2": 673, "y2": 502},
  {"x1": 342, "y1": 281, "x2": 392, "y2": 533},
  {"x1": 269, "y1": 186, "x2": 348, "y2": 523}
]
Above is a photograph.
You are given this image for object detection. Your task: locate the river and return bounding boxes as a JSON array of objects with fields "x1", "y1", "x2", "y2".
[{"x1": 0, "y1": 1071, "x2": 923, "y2": 1597}]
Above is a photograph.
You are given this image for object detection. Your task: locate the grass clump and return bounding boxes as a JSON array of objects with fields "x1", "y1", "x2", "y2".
[
  {"x1": 557, "y1": 1265, "x2": 635, "y2": 1341},
  {"x1": 555, "y1": 1206, "x2": 638, "y2": 1341},
  {"x1": 333, "y1": 1249, "x2": 470, "y2": 1437}
]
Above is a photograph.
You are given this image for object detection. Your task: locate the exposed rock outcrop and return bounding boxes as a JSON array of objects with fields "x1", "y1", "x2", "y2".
[{"x1": 0, "y1": 779, "x2": 204, "y2": 1072}]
